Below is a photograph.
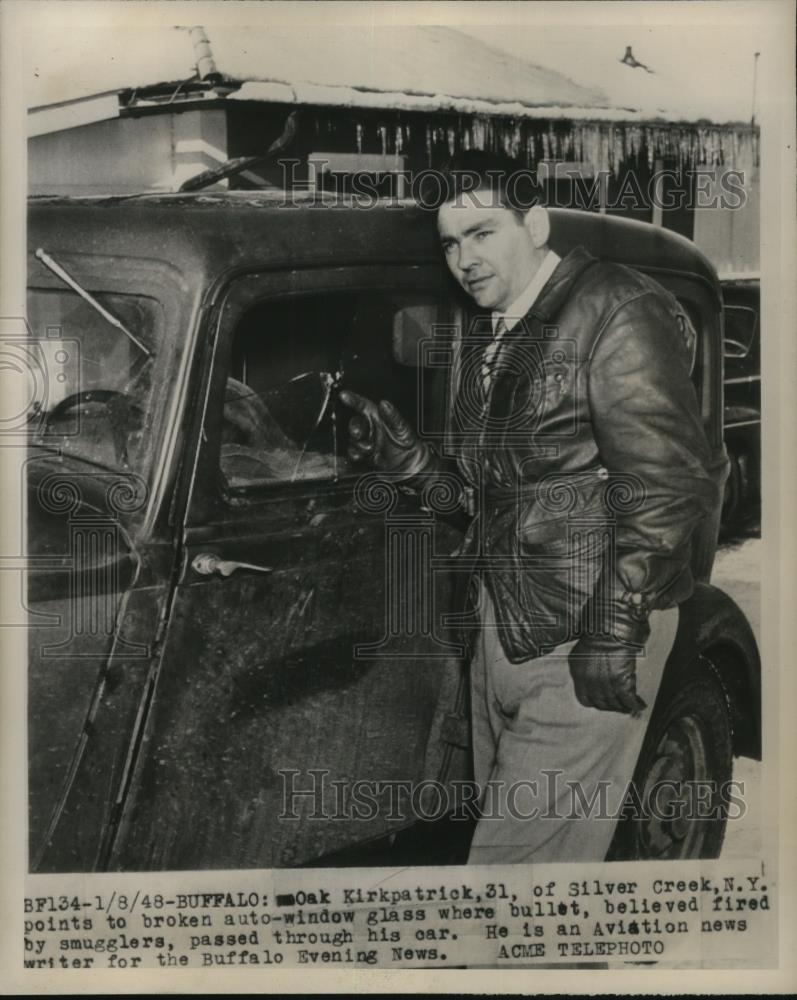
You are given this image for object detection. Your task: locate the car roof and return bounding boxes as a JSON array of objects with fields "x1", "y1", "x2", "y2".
[{"x1": 28, "y1": 191, "x2": 720, "y2": 297}]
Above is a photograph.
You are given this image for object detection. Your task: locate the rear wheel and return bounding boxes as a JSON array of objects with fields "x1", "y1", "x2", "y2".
[{"x1": 608, "y1": 655, "x2": 733, "y2": 861}]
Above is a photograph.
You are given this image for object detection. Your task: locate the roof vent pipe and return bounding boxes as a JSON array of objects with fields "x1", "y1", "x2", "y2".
[{"x1": 188, "y1": 26, "x2": 221, "y2": 82}]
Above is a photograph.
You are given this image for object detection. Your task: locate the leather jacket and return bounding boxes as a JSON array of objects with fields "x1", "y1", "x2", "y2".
[{"x1": 418, "y1": 246, "x2": 727, "y2": 663}]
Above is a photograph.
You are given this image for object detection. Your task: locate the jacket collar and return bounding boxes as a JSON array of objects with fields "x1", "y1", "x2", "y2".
[
  {"x1": 524, "y1": 245, "x2": 598, "y2": 324},
  {"x1": 491, "y1": 250, "x2": 561, "y2": 334},
  {"x1": 472, "y1": 247, "x2": 598, "y2": 445},
  {"x1": 464, "y1": 247, "x2": 598, "y2": 352}
]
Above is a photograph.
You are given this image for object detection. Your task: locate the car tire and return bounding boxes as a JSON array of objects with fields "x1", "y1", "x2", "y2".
[{"x1": 607, "y1": 654, "x2": 733, "y2": 861}]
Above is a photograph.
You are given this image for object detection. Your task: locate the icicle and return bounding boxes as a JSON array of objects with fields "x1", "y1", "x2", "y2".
[
  {"x1": 511, "y1": 122, "x2": 521, "y2": 158},
  {"x1": 473, "y1": 118, "x2": 485, "y2": 149},
  {"x1": 378, "y1": 116, "x2": 755, "y2": 183}
]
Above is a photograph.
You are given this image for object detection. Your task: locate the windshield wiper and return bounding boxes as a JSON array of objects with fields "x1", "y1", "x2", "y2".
[{"x1": 34, "y1": 248, "x2": 153, "y2": 358}]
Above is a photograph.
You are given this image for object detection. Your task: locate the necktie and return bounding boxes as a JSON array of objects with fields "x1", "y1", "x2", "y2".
[{"x1": 482, "y1": 317, "x2": 507, "y2": 394}]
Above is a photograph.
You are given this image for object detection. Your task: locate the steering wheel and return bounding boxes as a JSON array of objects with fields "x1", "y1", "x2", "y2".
[
  {"x1": 44, "y1": 389, "x2": 134, "y2": 427},
  {"x1": 42, "y1": 389, "x2": 144, "y2": 468}
]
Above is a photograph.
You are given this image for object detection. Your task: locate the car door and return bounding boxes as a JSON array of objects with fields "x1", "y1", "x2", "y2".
[
  {"x1": 24, "y1": 258, "x2": 192, "y2": 874},
  {"x1": 723, "y1": 285, "x2": 761, "y2": 426},
  {"x1": 721, "y1": 282, "x2": 761, "y2": 527},
  {"x1": 109, "y1": 265, "x2": 469, "y2": 870}
]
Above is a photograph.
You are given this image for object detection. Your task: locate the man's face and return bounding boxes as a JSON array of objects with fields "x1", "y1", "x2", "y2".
[{"x1": 437, "y1": 188, "x2": 541, "y2": 312}]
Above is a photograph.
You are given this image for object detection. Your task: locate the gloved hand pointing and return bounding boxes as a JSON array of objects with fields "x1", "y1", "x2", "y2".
[{"x1": 339, "y1": 390, "x2": 431, "y2": 478}]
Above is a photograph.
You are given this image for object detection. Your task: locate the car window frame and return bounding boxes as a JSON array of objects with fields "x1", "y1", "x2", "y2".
[
  {"x1": 186, "y1": 264, "x2": 456, "y2": 524},
  {"x1": 723, "y1": 303, "x2": 759, "y2": 359}
]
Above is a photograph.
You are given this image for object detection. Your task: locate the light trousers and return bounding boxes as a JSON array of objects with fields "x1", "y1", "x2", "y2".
[{"x1": 468, "y1": 587, "x2": 679, "y2": 864}]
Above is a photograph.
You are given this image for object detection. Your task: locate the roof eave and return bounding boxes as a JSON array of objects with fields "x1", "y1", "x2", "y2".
[
  {"x1": 28, "y1": 91, "x2": 122, "y2": 138},
  {"x1": 28, "y1": 83, "x2": 760, "y2": 138}
]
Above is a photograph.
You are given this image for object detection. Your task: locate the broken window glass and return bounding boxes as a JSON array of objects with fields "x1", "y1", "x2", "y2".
[{"x1": 219, "y1": 289, "x2": 450, "y2": 491}]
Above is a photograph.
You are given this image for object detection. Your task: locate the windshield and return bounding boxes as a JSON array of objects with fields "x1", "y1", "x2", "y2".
[{"x1": 26, "y1": 287, "x2": 164, "y2": 483}]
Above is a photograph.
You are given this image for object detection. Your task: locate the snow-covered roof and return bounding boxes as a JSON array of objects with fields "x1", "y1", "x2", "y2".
[
  {"x1": 26, "y1": 23, "x2": 756, "y2": 135},
  {"x1": 460, "y1": 26, "x2": 763, "y2": 127}
]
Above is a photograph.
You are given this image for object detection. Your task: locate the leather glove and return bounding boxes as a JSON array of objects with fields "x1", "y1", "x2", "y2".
[
  {"x1": 568, "y1": 633, "x2": 647, "y2": 715},
  {"x1": 339, "y1": 389, "x2": 431, "y2": 478}
]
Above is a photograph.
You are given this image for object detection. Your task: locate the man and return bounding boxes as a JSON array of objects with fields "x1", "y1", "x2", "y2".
[{"x1": 340, "y1": 152, "x2": 724, "y2": 863}]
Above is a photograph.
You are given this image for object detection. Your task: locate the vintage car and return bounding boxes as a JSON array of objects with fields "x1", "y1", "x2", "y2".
[
  {"x1": 721, "y1": 276, "x2": 761, "y2": 532},
  {"x1": 25, "y1": 192, "x2": 760, "y2": 872}
]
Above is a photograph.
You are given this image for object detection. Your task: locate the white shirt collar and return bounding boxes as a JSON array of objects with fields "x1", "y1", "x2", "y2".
[{"x1": 491, "y1": 250, "x2": 561, "y2": 336}]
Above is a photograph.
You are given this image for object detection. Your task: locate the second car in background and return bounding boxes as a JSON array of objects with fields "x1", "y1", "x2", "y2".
[{"x1": 721, "y1": 276, "x2": 761, "y2": 533}]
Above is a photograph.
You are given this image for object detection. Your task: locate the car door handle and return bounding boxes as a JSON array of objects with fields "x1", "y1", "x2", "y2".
[{"x1": 191, "y1": 553, "x2": 274, "y2": 578}]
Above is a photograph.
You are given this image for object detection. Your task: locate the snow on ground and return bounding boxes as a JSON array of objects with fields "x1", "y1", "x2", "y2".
[{"x1": 711, "y1": 535, "x2": 762, "y2": 859}]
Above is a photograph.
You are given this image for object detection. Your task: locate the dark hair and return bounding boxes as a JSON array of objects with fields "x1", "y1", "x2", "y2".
[{"x1": 417, "y1": 149, "x2": 541, "y2": 215}]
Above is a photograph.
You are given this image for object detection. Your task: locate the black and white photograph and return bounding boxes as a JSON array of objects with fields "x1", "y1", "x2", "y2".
[{"x1": 1, "y1": 0, "x2": 794, "y2": 991}]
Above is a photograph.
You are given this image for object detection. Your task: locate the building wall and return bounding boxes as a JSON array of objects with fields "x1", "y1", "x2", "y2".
[
  {"x1": 29, "y1": 110, "x2": 229, "y2": 195},
  {"x1": 692, "y1": 166, "x2": 760, "y2": 276}
]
